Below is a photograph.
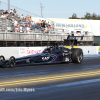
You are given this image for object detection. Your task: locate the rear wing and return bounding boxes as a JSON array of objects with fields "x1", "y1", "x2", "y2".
[{"x1": 67, "y1": 35, "x2": 84, "y2": 49}]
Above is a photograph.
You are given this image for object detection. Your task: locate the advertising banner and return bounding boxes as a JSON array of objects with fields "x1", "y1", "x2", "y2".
[{"x1": 19, "y1": 47, "x2": 46, "y2": 57}]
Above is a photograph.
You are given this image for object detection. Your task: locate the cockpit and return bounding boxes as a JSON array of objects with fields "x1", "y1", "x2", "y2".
[
  {"x1": 43, "y1": 48, "x2": 51, "y2": 53},
  {"x1": 43, "y1": 42, "x2": 62, "y2": 54}
]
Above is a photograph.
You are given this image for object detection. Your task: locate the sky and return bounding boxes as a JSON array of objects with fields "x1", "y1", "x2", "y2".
[{"x1": 0, "y1": 0, "x2": 100, "y2": 19}]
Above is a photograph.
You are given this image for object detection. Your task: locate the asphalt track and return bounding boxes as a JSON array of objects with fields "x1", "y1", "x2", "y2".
[{"x1": 0, "y1": 56, "x2": 100, "y2": 100}]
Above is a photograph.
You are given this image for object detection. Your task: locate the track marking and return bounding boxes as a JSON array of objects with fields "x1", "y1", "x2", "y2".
[{"x1": 0, "y1": 71, "x2": 100, "y2": 86}]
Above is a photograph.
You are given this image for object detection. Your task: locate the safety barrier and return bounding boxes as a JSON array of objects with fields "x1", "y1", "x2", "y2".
[
  {"x1": 0, "y1": 32, "x2": 93, "y2": 41},
  {"x1": 0, "y1": 46, "x2": 100, "y2": 59}
]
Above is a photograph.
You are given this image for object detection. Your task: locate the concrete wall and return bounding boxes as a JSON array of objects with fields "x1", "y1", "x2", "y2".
[
  {"x1": 79, "y1": 46, "x2": 98, "y2": 55},
  {"x1": 0, "y1": 46, "x2": 99, "y2": 59},
  {"x1": 0, "y1": 47, "x2": 19, "y2": 59}
]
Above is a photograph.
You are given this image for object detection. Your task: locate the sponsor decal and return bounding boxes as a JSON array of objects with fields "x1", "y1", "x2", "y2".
[
  {"x1": 26, "y1": 59, "x2": 30, "y2": 64},
  {"x1": 98, "y1": 46, "x2": 100, "y2": 54},
  {"x1": 42, "y1": 57, "x2": 50, "y2": 61},
  {"x1": 32, "y1": 18, "x2": 87, "y2": 29},
  {"x1": 65, "y1": 57, "x2": 69, "y2": 62},
  {"x1": 19, "y1": 47, "x2": 43, "y2": 57},
  {"x1": 19, "y1": 47, "x2": 26, "y2": 56},
  {"x1": 15, "y1": 27, "x2": 19, "y2": 30},
  {"x1": 27, "y1": 50, "x2": 41, "y2": 55}
]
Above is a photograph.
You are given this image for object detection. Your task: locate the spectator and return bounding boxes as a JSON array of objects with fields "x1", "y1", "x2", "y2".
[
  {"x1": 24, "y1": 23, "x2": 28, "y2": 33},
  {"x1": 41, "y1": 20, "x2": 44, "y2": 32},
  {"x1": 24, "y1": 18, "x2": 27, "y2": 22},
  {"x1": 4, "y1": 10, "x2": 9, "y2": 14},
  {"x1": 11, "y1": 16, "x2": 15, "y2": 23},
  {"x1": 48, "y1": 22, "x2": 51, "y2": 29},
  {"x1": 27, "y1": 25, "x2": 31, "y2": 33},
  {"x1": 2, "y1": 10, "x2": 5, "y2": 15},
  {"x1": 1, "y1": 14, "x2": 6, "y2": 18},
  {"x1": 29, "y1": 16, "x2": 32, "y2": 21},
  {"x1": 31, "y1": 20, "x2": 35, "y2": 25},
  {"x1": 38, "y1": 19, "x2": 41, "y2": 24},
  {"x1": 13, "y1": 9, "x2": 18, "y2": 16},
  {"x1": 26, "y1": 14, "x2": 29, "y2": 21},
  {"x1": 52, "y1": 24, "x2": 55, "y2": 30},
  {"x1": 24, "y1": 24, "x2": 31, "y2": 39},
  {"x1": 19, "y1": 24, "x2": 24, "y2": 33},
  {"x1": 7, "y1": 14, "x2": 9, "y2": 19},
  {"x1": 14, "y1": 19, "x2": 18, "y2": 27},
  {"x1": 36, "y1": 21, "x2": 41, "y2": 32},
  {"x1": 31, "y1": 24, "x2": 35, "y2": 31},
  {"x1": 20, "y1": 14, "x2": 24, "y2": 20},
  {"x1": 31, "y1": 21, "x2": 35, "y2": 31},
  {"x1": 45, "y1": 22, "x2": 49, "y2": 33},
  {"x1": 42, "y1": 20, "x2": 46, "y2": 33},
  {"x1": 13, "y1": 9, "x2": 16, "y2": 15},
  {"x1": 9, "y1": 9, "x2": 13, "y2": 14},
  {"x1": 10, "y1": 19, "x2": 15, "y2": 32},
  {"x1": 35, "y1": 21, "x2": 38, "y2": 31},
  {"x1": 4, "y1": 10, "x2": 9, "y2": 18}
]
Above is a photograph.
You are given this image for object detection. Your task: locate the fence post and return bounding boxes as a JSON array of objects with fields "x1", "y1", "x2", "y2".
[
  {"x1": 41, "y1": 33, "x2": 42, "y2": 46},
  {"x1": 3, "y1": 32, "x2": 4, "y2": 47}
]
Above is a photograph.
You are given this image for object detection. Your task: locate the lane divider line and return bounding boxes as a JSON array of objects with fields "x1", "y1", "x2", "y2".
[{"x1": 0, "y1": 71, "x2": 100, "y2": 86}]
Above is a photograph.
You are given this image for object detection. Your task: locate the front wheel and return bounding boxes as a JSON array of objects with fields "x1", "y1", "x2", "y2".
[
  {"x1": 71, "y1": 48, "x2": 83, "y2": 64},
  {"x1": 0, "y1": 55, "x2": 5, "y2": 61},
  {"x1": 0, "y1": 55, "x2": 5, "y2": 67},
  {"x1": 9, "y1": 56, "x2": 16, "y2": 68}
]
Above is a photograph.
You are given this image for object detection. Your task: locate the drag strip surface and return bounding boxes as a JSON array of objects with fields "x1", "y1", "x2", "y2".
[
  {"x1": 1, "y1": 78, "x2": 100, "y2": 100},
  {"x1": 0, "y1": 57, "x2": 100, "y2": 78},
  {"x1": 0, "y1": 68, "x2": 100, "y2": 88},
  {"x1": 0, "y1": 56, "x2": 100, "y2": 100}
]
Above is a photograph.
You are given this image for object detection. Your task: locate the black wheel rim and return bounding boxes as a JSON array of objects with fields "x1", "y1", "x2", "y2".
[{"x1": 10, "y1": 57, "x2": 15, "y2": 67}]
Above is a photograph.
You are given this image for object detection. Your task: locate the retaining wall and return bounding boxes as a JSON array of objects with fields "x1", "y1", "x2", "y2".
[{"x1": 0, "y1": 46, "x2": 100, "y2": 59}]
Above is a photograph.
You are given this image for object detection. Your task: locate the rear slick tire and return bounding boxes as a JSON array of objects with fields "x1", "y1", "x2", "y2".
[{"x1": 71, "y1": 48, "x2": 83, "y2": 64}]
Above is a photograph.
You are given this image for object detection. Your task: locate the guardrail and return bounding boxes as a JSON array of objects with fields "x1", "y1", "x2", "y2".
[{"x1": 0, "y1": 32, "x2": 94, "y2": 42}]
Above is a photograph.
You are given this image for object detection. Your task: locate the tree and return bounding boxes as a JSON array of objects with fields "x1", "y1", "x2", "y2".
[
  {"x1": 92, "y1": 13, "x2": 97, "y2": 20},
  {"x1": 84, "y1": 12, "x2": 92, "y2": 19},
  {"x1": 69, "y1": 13, "x2": 77, "y2": 19},
  {"x1": 97, "y1": 15, "x2": 100, "y2": 20},
  {"x1": 69, "y1": 17, "x2": 72, "y2": 19},
  {"x1": 68, "y1": 12, "x2": 100, "y2": 20},
  {"x1": 72, "y1": 13, "x2": 77, "y2": 19}
]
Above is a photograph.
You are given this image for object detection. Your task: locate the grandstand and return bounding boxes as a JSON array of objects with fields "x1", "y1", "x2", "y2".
[{"x1": 0, "y1": 2, "x2": 97, "y2": 47}]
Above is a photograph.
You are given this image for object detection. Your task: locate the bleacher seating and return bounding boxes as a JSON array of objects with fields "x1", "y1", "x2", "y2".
[{"x1": 0, "y1": 18, "x2": 11, "y2": 32}]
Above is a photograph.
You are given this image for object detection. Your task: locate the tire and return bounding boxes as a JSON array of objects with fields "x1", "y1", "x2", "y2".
[
  {"x1": 0, "y1": 55, "x2": 5, "y2": 67},
  {"x1": 0, "y1": 55, "x2": 5, "y2": 61},
  {"x1": 9, "y1": 56, "x2": 16, "y2": 68},
  {"x1": 71, "y1": 48, "x2": 83, "y2": 63}
]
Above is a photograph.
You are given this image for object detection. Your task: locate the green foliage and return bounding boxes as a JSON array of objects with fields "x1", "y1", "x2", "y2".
[
  {"x1": 84, "y1": 12, "x2": 92, "y2": 19},
  {"x1": 69, "y1": 12, "x2": 100, "y2": 20}
]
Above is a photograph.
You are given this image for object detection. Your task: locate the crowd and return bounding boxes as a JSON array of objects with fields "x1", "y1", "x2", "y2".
[
  {"x1": 20, "y1": 14, "x2": 55, "y2": 33},
  {"x1": 0, "y1": 9, "x2": 55, "y2": 33},
  {"x1": 1, "y1": 9, "x2": 18, "y2": 19}
]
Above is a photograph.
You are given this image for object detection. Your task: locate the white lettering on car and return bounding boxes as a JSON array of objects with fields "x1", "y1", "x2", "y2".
[
  {"x1": 26, "y1": 59, "x2": 30, "y2": 63},
  {"x1": 42, "y1": 57, "x2": 50, "y2": 61}
]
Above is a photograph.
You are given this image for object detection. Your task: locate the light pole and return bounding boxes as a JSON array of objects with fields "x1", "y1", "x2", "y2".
[
  {"x1": 40, "y1": 3, "x2": 44, "y2": 18},
  {"x1": 8, "y1": 0, "x2": 10, "y2": 12}
]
